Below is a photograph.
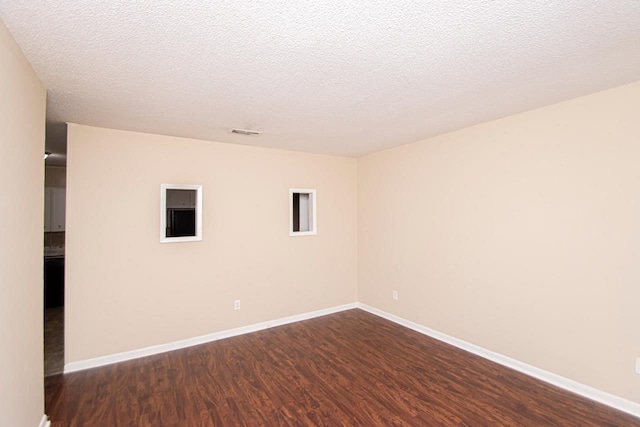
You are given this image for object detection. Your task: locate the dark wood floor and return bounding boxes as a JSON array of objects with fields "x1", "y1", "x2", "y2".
[
  {"x1": 44, "y1": 307, "x2": 64, "y2": 376},
  {"x1": 45, "y1": 309, "x2": 640, "y2": 426}
]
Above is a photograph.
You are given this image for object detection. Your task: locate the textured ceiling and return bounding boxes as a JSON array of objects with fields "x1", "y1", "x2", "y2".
[{"x1": 2, "y1": 1, "x2": 640, "y2": 165}]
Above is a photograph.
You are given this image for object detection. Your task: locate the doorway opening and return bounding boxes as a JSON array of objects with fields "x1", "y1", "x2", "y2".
[{"x1": 44, "y1": 162, "x2": 66, "y2": 376}]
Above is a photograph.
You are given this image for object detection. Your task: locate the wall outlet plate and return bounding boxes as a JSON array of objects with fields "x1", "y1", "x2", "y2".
[
  {"x1": 393, "y1": 290, "x2": 398, "y2": 300},
  {"x1": 636, "y1": 357, "x2": 640, "y2": 375},
  {"x1": 234, "y1": 300, "x2": 241, "y2": 310}
]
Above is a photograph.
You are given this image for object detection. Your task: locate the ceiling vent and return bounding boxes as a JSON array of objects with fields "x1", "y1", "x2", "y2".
[{"x1": 231, "y1": 128, "x2": 261, "y2": 136}]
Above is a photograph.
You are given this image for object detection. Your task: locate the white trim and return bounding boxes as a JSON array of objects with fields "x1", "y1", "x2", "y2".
[
  {"x1": 356, "y1": 302, "x2": 640, "y2": 419},
  {"x1": 38, "y1": 415, "x2": 50, "y2": 427},
  {"x1": 289, "y1": 188, "x2": 317, "y2": 236},
  {"x1": 160, "y1": 183, "x2": 203, "y2": 243},
  {"x1": 64, "y1": 302, "x2": 357, "y2": 373}
]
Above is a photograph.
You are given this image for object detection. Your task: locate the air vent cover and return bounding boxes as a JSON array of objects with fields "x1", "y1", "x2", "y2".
[{"x1": 231, "y1": 128, "x2": 261, "y2": 136}]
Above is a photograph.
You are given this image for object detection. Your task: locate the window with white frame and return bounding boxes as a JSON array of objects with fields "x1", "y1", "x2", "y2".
[
  {"x1": 289, "y1": 188, "x2": 316, "y2": 236},
  {"x1": 160, "y1": 184, "x2": 202, "y2": 243}
]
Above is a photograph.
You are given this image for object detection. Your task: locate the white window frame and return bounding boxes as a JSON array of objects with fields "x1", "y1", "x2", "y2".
[
  {"x1": 160, "y1": 183, "x2": 203, "y2": 243},
  {"x1": 289, "y1": 188, "x2": 317, "y2": 237}
]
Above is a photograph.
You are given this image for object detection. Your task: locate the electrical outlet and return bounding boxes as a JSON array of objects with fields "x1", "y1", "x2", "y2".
[
  {"x1": 234, "y1": 300, "x2": 241, "y2": 310},
  {"x1": 636, "y1": 357, "x2": 640, "y2": 374},
  {"x1": 393, "y1": 290, "x2": 398, "y2": 300}
]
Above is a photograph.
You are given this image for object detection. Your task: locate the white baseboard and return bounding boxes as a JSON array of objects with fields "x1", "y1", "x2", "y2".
[
  {"x1": 64, "y1": 302, "x2": 357, "y2": 373},
  {"x1": 356, "y1": 302, "x2": 640, "y2": 419},
  {"x1": 38, "y1": 414, "x2": 50, "y2": 427}
]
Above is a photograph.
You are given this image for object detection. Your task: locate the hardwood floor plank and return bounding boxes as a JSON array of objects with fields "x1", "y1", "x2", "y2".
[{"x1": 45, "y1": 309, "x2": 640, "y2": 426}]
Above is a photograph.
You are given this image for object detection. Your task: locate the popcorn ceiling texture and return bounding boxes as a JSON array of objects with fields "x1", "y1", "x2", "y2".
[{"x1": 1, "y1": 1, "x2": 640, "y2": 158}]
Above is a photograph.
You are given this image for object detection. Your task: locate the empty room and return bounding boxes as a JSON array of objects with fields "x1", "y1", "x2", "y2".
[{"x1": 1, "y1": 1, "x2": 640, "y2": 426}]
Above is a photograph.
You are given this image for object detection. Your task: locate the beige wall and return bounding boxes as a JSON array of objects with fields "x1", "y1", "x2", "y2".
[
  {"x1": 0, "y1": 20, "x2": 47, "y2": 427},
  {"x1": 358, "y1": 81, "x2": 640, "y2": 403},
  {"x1": 66, "y1": 125, "x2": 358, "y2": 362}
]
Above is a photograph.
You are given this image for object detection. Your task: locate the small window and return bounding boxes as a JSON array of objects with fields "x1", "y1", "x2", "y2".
[
  {"x1": 289, "y1": 188, "x2": 316, "y2": 236},
  {"x1": 160, "y1": 184, "x2": 202, "y2": 243}
]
